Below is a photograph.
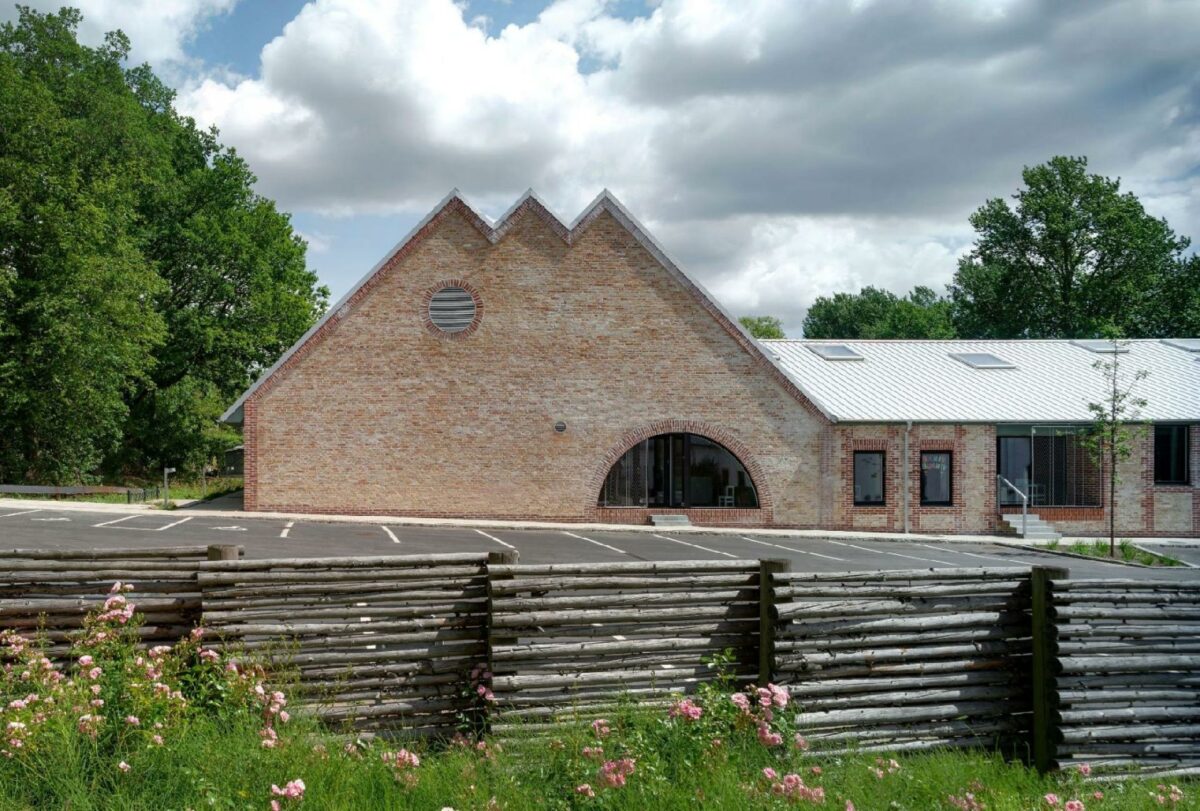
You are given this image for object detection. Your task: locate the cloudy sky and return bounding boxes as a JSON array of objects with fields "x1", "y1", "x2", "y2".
[{"x1": 12, "y1": 0, "x2": 1200, "y2": 335}]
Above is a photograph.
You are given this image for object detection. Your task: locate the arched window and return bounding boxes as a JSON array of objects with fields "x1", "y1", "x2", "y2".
[{"x1": 599, "y1": 433, "x2": 759, "y2": 509}]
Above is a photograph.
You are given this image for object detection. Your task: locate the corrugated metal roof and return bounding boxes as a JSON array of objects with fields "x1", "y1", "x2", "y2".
[{"x1": 761, "y1": 339, "x2": 1200, "y2": 423}]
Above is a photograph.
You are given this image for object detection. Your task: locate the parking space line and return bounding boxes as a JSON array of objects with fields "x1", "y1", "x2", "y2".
[
  {"x1": 652, "y1": 534, "x2": 738, "y2": 559},
  {"x1": 914, "y1": 542, "x2": 1031, "y2": 567},
  {"x1": 93, "y1": 515, "x2": 139, "y2": 528},
  {"x1": 0, "y1": 509, "x2": 41, "y2": 518},
  {"x1": 32, "y1": 517, "x2": 71, "y2": 522},
  {"x1": 562, "y1": 531, "x2": 627, "y2": 555},
  {"x1": 157, "y1": 516, "x2": 194, "y2": 531},
  {"x1": 738, "y1": 535, "x2": 846, "y2": 562},
  {"x1": 280, "y1": 521, "x2": 294, "y2": 538},
  {"x1": 382, "y1": 526, "x2": 400, "y2": 544},
  {"x1": 825, "y1": 539, "x2": 956, "y2": 566},
  {"x1": 475, "y1": 529, "x2": 516, "y2": 550}
]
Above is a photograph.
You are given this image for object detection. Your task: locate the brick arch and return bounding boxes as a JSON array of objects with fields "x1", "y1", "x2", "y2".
[{"x1": 586, "y1": 419, "x2": 773, "y2": 515}]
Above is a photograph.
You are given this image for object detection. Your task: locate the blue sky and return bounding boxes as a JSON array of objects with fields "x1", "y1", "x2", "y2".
[{"x1": 11, "y1": 0, "x2": 1198, "y2": 335}]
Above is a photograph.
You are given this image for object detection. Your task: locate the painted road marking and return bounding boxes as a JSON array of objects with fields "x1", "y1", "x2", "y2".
[
  {"x1": 280, "y1": 521, "x2": 294, "y2": 538},
  {"x1": 825, "y1": 539, "x2": 956, "y2": 566},
  {"x1": 475, "y1": 529, "x2": 516, "y2": 550},
  {"x1": 212, "y1": 526, "x2": 246, "y2": 532},
  {"x1": 738, "y1": 535, "x2": 846, "y2": 562},
  {"x1": 32, "y1": 517, "x2": 71, "y2": 522},
  {"x1": 562, "y1": 531, "x2": 627, "y2": 555},
  {"x1": 95, "y1": 515, "x2": 194, "y2": 532},
  {"x1": 382, "y1": 526, "x2": 400, "y2": 544},
  {"x1": 914, "y1": 542, "x2": 1027, "y2": 567},
  {"x1": 652, "y1": 534, "x2": 738, "y2": 559},
  {"x1": 93, "y1": 515, "x2": 139, "y2": 528},
  {"x1": 0, "y1": 510, "x2": 42, "y2": 518}
]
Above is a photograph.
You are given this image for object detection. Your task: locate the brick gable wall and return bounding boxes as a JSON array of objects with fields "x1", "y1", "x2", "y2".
[{"x1": 245, "y1": 206, "x2": 827, "y2": 524}]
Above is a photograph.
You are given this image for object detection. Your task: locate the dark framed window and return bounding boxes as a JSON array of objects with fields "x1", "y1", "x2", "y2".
[
  {"x1": 920, "y1": 451, "x2": 953, "y2": 506},
  {"x1": 1155, "y1": 425, "x2": 1191, "y2": 485},
  {"x1": 853, "y1": 451, "x2": 885, "y2": 506},
  {"x1": 599, "y1": 433, "x2": 759, "y2": 508}
]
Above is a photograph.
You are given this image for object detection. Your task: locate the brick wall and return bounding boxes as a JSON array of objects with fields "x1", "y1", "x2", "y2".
[
  {"x1": 828, "y1": 424, "x2": 997, "y2": 534},
  {"x1": 246, "y1": 201, "x2": 828, "y2": 525}
]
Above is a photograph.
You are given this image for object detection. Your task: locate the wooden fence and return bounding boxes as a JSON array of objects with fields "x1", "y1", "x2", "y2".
[
  {"x1": 200, "y1": 553, "x2": 491, "y2": 738},
  {"x1": 0, "y1": 545, "x2": 236, "y2": 656},
  {"x1": 774, "y1": 566, "x2": 1033, "y2": 756},
  {"x1": 1042, "y1": 570, "x2": 1200, "y2": 779},
  {"x1": 2, "y1": 546, "x2": 1198, "y2": 775},
  {"x1": 488, "y1": 559, "x2": 762, "y2": 729}
]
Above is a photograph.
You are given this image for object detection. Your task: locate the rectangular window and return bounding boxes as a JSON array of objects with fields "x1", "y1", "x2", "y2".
[
  {"x1": 853, "y1": 451, "x2": 885, "y2": 506},
  {"x1": 1155, "y1": 425, "x2": 1191, "y2": 485},
  {"x1": 920, "y1": 451, "x2": 953, "y2": 506}
]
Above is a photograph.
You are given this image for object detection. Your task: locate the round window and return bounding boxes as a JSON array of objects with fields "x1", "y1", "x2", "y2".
[{"x1": 427, "y1": 285, "x2": 477, "y2": 334}]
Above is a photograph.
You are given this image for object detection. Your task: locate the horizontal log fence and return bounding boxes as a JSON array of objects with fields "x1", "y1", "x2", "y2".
[
  {"x1": 0, "y1": 545, "x2": 240, "y2": 656},
  {"x1": 1, "y1": 546, "x2": 1198, "y2": 775},
  {"x1": 1043, "y1": 573, "x2": 1200, "y2": 779}
]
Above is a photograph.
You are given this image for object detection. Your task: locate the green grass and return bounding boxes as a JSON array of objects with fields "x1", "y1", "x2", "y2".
[
  {"x1": 1049, "y1": 538, "x2": 1182, "y2": 566},
  {"x1": 0, "y1": 477, "x2": 243, "y2": 505},
  {"x1": 2, "y1": 710, "x2": 1194, "y2": 810}
]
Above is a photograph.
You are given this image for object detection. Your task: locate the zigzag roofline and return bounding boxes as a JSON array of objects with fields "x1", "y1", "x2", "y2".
[{"x1": 220, "y1": 189, "x2": 834, "y2": 423}]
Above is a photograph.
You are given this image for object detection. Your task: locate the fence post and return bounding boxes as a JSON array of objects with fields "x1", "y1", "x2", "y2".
[
  {"x1": 206, "y1": 544, "x2": 241, "y2": 561},
  {"x1": 484, "y1": 549, "x2": 518, "y2": 735},
  {"x1": 759, "y1": 558, "x2": 791, "y2": 685},
  {"x1": 1030, "y1": 565, "x2": 1067, "y2": 774}
]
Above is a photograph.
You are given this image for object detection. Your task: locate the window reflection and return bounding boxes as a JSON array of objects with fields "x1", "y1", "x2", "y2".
[{"x1": 600, "y1": 433, "x2": 759, "y2": 508}]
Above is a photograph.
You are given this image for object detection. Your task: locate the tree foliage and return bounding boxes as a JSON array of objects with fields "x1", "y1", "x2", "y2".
[
  {"x1": 739, "y1": 315, "x2": 785, "y2": 339},
  {"x1": 0, "y1": 8, "x2": 327, "y2": 483},
  {"x1": 802, "y1": 286, "x2": 955, "y2": 339},
  {"x1": 949, "y1": 156, "x2": 1197, "y2": 339}
]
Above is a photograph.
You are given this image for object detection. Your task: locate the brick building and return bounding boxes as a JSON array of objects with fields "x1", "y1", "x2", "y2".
[{"x1": 221, "y1": 191, "x2": 1200, "y2": 538}]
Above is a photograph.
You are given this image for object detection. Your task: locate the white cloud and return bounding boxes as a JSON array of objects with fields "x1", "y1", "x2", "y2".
[
  {"x1": 3, "y1": 0, "x2": 237, "y2": 64},
  {"x1": 169, "y1": 0, "x2": 1200, "y2": 332}
]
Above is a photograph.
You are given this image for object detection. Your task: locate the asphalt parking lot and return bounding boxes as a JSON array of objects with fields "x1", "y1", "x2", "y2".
[{"x1": 2, "y1": 504, "x2": 1197, "y2": 581}]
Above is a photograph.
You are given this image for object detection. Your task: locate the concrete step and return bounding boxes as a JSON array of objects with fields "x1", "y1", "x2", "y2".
[{"x1": 650, "y1": 514, "x2": 691, "y2": 528}]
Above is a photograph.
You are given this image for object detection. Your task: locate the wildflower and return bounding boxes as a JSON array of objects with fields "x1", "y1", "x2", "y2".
[
  {"x1": 591, "y1": 718, "x2": 611, "y2": 738},
  {"x1": 1077, "y1": 763, "x2": 1092, "y2": 776},
  {"x1": 1045, "y1": 795, "x2": 1061, "y2": 808},
  {"x1": 756, "y1": 722, "x2": 782, "y2": 747},
  {"x1": 598, "y1": 757, "x2": 636, "y2": 789},
  {"x1": 199, "y1": 648, "x2": 220, "y2": 663},
  {"x1": 78, "y1": 655, "x2": 93, "y2": 667},
  {"x1": 1092, "y1": 792, "x2": 1103, "y2": 801},
  {"x1": 271, "y1": 779, "x2": 306, "y2": 800},
  {"x1": 582, "y1": 746, "x2": 604, "y2": 760},
  {"x1": 731, "y1": 692, "x2": 751, "y2": 713},
  {"x1": 668, "y1": 698, "x2": 703, "y2": 722},
  {"x1": 762, "y1": 767, "x2": 778, "y2": 780},
  {"x1": 279, "y1": 710, "x2": 290, "y2": 723},
  {"x1": 794, "y1": 733, "x2": 810, "y2": 751},
  {"x1": 118, "y1": 761, "x2": 130, "y2": 773},
  {"x1": 87, "y1": 667, "x2": 102, "y2": 680},
  {"x1": 846, "y1": 803, "x2": 855, "y2": 811},
  {"x1": 710, "y1": 738, "x2": 722, "y2": 748},
  {"x1": 152, "y1": 734, "x2": 164, "y2": 746},
  {"x1": 768, "y1": 683, "x2": 789, "y2": 708},
  {"x1": 575, "y1": 784, "x2": 596, "y2": 797},
  {"x1": 810, "y1": 766, "x2": 822, "y2": 776},
  {"x1": 1065, "y1": 801, "x2": 1085, "y2": 811},
  {"x1": 125, "y1": 715, "x2": 139, "y2": 726}
]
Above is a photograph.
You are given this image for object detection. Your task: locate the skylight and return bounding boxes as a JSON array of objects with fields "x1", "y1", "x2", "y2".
[
  {"x1": 949, "y1": 352, "x2": 1016, "y2": 370},
  {"x1": 1162, "y1": 338, "x2": 1200, "y2": 352},
  {"x1": 1071, "y1": 340, "x2": 1129, "y2": 354},
  {"x1": 807, "y1": 344, "x2": 863, "y2": 361}
]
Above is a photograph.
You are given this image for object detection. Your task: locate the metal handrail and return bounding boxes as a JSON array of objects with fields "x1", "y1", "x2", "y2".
[{"x1": 997, "y1": 475, "x2": 1028, "y2": 538}]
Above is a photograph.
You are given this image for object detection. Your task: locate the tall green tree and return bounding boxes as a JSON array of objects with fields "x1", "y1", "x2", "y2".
[
  {"x1": 739, "y1": 315, "x2": 785, "y2": 339},
  {"x1": 802, "y1": 286, "x2": 955, "y2": 339},
  {"x1": 950, "y1": 156, "x2": 1196, "y2": 338},
  {"x1": 0, "y1": 8, "x2": 327, "y2": 483}
]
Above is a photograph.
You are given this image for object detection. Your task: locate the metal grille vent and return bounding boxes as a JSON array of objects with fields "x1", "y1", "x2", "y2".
[{"x1": 428, "y1": 286, "x2": 476, "y2": 333}]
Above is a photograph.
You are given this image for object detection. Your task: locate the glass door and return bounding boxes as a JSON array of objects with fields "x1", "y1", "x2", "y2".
[{"x1": 997, "y1": 436, "x2": 1032, "y2": 505}]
